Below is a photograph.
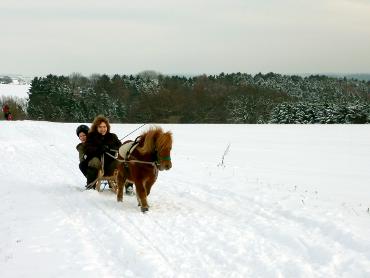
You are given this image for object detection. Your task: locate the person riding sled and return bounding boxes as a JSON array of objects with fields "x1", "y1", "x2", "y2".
[
  {"x1": 84, "y1": 115, "x2": 121, "y2": 189},
  {"x1": 83, "y1": 115, "x2": 134, "y2": 194},
  {"x1": 75, "y1": 124, "x2": 90, "y2": 180}
]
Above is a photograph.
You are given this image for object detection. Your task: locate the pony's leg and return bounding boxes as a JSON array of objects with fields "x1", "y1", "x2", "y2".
[
  {"x1": 136, "y1": 194, "x2": 141, "y2": 207},
  {"x1": 145, "y1": 169, "x2": 157, "y2": 196},
  {"x1": 136, "y1": 183, "x2": 149, "y2": 212},
  {"x1": 117, "y1": 171, "x2": 125, "y2": 202},
  {"x1": 145, "y1": 183, "x2": 153, "y2": 196}
]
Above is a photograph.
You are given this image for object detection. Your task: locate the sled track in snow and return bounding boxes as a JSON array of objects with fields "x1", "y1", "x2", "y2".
[{"x1": 49, "y1": 183, "x2": 178, "y2": 277}]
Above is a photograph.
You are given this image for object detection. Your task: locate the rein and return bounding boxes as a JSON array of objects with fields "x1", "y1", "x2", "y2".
[
  {"x1": 119, "y1": 123, "x2": 147, "y2": 141},
  {"x1": 105, "y1": 151, "x2": 158, "y2": 167},
  {"x1": 106, "y1": 143, "x2": 171, "y2": 167}
]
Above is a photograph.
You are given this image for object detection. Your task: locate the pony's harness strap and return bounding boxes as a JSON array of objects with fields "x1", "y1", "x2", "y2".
[
  {"x1": 105, "y1": 152, "x2": 157, "y2": 166},
  {"x1": 118, "y1": 137, "x2": 141, "y2": 160}
]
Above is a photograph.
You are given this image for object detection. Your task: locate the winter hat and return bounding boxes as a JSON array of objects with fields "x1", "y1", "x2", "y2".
[{"x1": 76, "y1": 124, "x2": 89, "y2": 137}]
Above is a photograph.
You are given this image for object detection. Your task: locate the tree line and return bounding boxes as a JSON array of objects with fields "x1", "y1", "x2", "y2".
[{"x1": 3, "y1": 72, "x2": 370, "y2": 123}]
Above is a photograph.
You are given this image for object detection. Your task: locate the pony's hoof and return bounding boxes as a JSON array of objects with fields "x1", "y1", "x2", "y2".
[
  {"x1": 141, "y1": 207, "x2": 149, "y2": 213},
  {"x1": 117, "y1": 197, "x2": 123, "y2": 202}
]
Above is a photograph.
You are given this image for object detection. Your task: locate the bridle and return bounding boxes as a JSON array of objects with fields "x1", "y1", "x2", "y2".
[{"x1": 154, "y1": 150, "x2": 171, "y2": 168}]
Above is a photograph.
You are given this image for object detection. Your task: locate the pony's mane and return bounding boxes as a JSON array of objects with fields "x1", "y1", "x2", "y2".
[{"x1": 137, "y1": 126, "x2": 172, "y2": 154}]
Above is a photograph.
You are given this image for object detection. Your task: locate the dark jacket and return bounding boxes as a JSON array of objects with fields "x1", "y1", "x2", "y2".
[
  {"x1": 76, "y1": 143, "x2": 86, "y2": 162},
  {"x1": 85, "y1": 131, "x2": 121, "y2": 166}
]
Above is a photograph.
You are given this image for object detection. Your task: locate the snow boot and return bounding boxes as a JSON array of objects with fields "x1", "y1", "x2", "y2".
[
  {"x1": 85, "y1": 167, "x2": 98, "y2": 189},
  {"x1": 125, "y1": 183, "x2": 134, "y2": 195}
]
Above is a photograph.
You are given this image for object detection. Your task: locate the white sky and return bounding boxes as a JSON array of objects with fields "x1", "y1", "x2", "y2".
[{"x1": 1, "y1": 0, "x2": 370, "y2": 76}]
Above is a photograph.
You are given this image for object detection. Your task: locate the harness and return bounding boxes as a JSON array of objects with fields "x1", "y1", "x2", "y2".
[
  {"x1": 118, "y1": 136, "x2": 141, "y2": 160},
  {"x1": 105, "y1": 151, "x2": 159, "y2": 167},
  {"x1": 106, "y1": 135, "x2": 171, "y2": 167}
]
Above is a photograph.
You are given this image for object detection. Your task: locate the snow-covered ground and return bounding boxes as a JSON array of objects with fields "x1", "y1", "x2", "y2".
[
  {"x1": 0, "y1": 84, "x2": 30, "y2": 99},
  {"x1": 1, "y1": 121, "x2": 370, "y2": 277}
]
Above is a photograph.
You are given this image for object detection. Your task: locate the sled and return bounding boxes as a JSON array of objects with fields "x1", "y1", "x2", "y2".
[{"x1": 95, "y1": 168, "x2": 118, "y2": 193}]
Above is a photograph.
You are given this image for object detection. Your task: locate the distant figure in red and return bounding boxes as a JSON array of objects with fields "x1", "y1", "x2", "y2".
[{"x1": 2, "y1": 104, "x2": 13, "y2": 120}]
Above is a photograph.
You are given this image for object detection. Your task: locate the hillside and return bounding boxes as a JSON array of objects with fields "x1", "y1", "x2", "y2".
[{"x1": 1, "y1": 122, "x2": 370, "y2": 277}]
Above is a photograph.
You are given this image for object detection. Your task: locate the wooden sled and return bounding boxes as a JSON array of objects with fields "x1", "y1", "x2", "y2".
[
  {"x1": 93, "y1": 152, "x2": 135, "y2": 195},
  {"x1": 95, "y1": 169, "x2": 118, "y2": 193}
]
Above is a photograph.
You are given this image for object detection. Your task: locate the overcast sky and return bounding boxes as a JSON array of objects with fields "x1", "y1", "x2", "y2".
[{"x1": 1, "y1": 0, "x2": 369, "y2": 76}]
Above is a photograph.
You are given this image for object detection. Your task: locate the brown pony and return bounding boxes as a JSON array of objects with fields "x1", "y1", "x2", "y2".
[{"x1": 116, "y1": 126, "x2": 172, "y2": 212}]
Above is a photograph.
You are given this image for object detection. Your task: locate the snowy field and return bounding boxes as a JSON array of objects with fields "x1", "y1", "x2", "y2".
[
  {"x1": 0, "y1": 84, "x2": 30, "y2": 99},
  {"x1": 1, "y1": 121, "x2": 370, "y2": 277}
]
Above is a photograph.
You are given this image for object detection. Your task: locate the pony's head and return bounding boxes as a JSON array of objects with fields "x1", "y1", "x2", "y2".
[
  {"x1": 156, "y1": 130, "x2": 172, "y2": 171},
  {"x1": 138, "y1": 126, "x2": 173, "y2": 171}
]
